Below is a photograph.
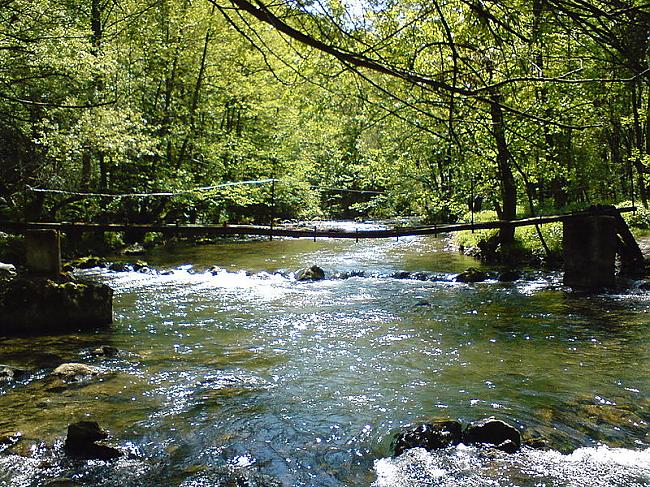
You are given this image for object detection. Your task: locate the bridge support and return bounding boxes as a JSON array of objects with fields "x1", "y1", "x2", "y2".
[
  {"x1": 26, "y1": 229, "x2": 61, "y2": 276},
  {"x1": 563, "y1": 216, "x2": 617, "y2": 288}
]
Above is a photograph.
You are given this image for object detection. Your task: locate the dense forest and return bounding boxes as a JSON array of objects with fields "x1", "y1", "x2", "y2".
[{"x1": 1, "y1": 0, "x2": 648, "y2": 234}]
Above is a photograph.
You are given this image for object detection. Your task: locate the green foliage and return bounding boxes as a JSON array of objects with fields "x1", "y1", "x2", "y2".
[
  {"x1": 0, "y1": 0, "x2": 649, "y2": 237},
  {"x1": 454, "y1": 211, "x2": 563, "y2": 262},
  {"x1": 0, "y1": 233, "x2": 25, "y2": 265},
  {"x1": 619, "y1": 202, "x2": 650, "y2": 230}
]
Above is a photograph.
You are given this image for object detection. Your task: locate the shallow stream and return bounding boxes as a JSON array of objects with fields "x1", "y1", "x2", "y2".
[{"x1": 1, "y1": 226, "x2": 650, "y2": 486}]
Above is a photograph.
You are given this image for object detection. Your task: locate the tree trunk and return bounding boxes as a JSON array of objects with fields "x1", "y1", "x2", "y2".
[
  {"x1": 178, "y1": 10, "x2": 213, "y2": 167},
  {"x1": 489, "y1": 92, "x2": 516, "y2": 247},
  {"x1": 80, "y1": 0, "x2": 103, "y2": 193},
  {"x1": 632, "y1": 82, "x2": 648, "y2": 207}
]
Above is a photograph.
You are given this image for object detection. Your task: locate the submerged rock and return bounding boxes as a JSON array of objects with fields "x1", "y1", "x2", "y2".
[
  {"x1": 43, "y1": 479, "x2": 82, "y2": 487},
  {"x1": 131, "y1": 260, "x2": 148, "y2": 271},
  {"x1": 332, "y1": 270, "x2": 366, "y2": 279},
  {"x1": 392, "y1": 421, "x2": 463, "y2": 456},
  {"x1": 296, "y1": 265, "x2": 325, "y2": 281},
  {"x1": 108, "y1": 262, "x2": 130, "y2": 272},
  {"x1": 53, "y1": 363, "x2": 101, "y2": 381},
  {"x1": 65, "y1": 256, "x2": 107, "y2": 270},
  {"x1": 0, "y1": 262, "x2": 16, "y2": 280},
  {"x1": 522, "y1": 429, "x2": 549, "y2": 450},
  {"x1": 455, "y1": 268, "x2": 488, "y2": 283},
  {"x1": 0, "y1": 365, "x2": 30, "y2": 382},
  {"x1": 64, "y1": 421, "x2": 120, "y2": 460},
  {"x1": 639, "y1": 281, "x2": 650, "y2": 291},
  {"x1": 0, "y1": 277, "x2": 113, "y2": 334},
  {"x1": 184, "y1": 465, "x2": 282, "y2": 487},
  {"x1": 463, "y1": 417, "x2": 521, "y2": 452},
  {"x1": 0, "y1": 432, "x2": 22, "y2": 450},
  {"x1": 121, "y1": 243, "x2": 145, "y2": 256},
  {"x1": 90, "y1": 345, "x2": 119, "y2": 358},
  {"x1": 391, "y1": 271, "x2": 411, "y2": 280}
]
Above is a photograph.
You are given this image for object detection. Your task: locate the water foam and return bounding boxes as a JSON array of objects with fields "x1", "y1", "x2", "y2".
[{"x1": 373, "y1": 444, "x2": 650, "y2": 487}]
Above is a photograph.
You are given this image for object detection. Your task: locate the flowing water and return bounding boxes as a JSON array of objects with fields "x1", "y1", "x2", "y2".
[{"x1": 1, "y1": 225, "x2": 650, "y2": 486}]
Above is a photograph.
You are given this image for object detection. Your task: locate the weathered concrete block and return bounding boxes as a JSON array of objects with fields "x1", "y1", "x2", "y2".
[
  {"x1": 26, "y1": 230, "x2": 61, "y2": 276},
  {"x1": 563, "y1": 216, "x2": 617, "y2": 289}
]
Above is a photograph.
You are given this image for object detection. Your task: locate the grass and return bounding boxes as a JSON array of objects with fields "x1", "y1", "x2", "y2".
[{"x1": 453, "y1": 209, "x2": 564, "y2": 263}]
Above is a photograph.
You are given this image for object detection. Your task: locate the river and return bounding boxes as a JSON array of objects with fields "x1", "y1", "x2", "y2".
[{"x1": 1, "y1": 226, "x2": 650, "y2": 486}]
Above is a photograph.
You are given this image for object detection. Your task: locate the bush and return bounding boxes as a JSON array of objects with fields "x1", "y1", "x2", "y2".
[
  {"x1": 618, "y1": 201, "x2": 650, "y2": 230},
  {"x1": 453, "y1": 210, "x2": 563, "y2": 263},
  {"x1": 0, "y1": 232, "x2": 25, "y2": 265}
]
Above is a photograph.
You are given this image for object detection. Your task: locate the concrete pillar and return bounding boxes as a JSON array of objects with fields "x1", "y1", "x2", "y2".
[
  {"x1": 563, "y1": 216, "x2": 616, "y2": 288},
  {"x1": 26, "y1": 229, "x2": 61, "y2": 275}
]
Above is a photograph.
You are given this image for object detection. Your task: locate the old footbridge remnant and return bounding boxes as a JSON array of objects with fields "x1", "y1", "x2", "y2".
[{"x1": 0, "y1": 205, "x2": 645, "y2": 289}]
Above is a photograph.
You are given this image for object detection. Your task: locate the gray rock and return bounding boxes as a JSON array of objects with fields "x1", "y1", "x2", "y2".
[
  {"x1": 332, "y1": 270, "x2": 365, "y2": 279},
  {"x1": 108, "y1": 262, "x2": 130, "y2": 272},
  {"x1": 53, "y1": 363, "x2": 101, "y2": 381},
  {"x1": 131, "y1": 260, "x2": 148, "y2": 271},
  {"x1": 391, "y1": 271, "x2": 411, "y2": 280},
  {"x1": 463, "y1": 417, "x2": 521, "y2": 452},
  {"x1": 455, "y1": 268, "x2": 488, "y2": 283},
  {"x1": 392, "y1": 420, "x2": 463, "y2": 456},
  {"x1": 90, "y1": 345, "x2": 119, "y2": 358},
  {"x1": 296, "y1": 265, "x2": 325, "y2": 281}
]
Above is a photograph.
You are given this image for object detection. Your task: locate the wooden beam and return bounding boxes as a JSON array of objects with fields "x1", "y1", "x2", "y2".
[{"x1": 0, "y1": 207, "x2": 637, "y2": 239}]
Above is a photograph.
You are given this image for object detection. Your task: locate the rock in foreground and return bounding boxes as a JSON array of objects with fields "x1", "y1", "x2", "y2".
[
  {"x1": 463, "y1": 417, "x2": 521, "y2": 452},
  {"x1": 64, "y1": 421, "x2": 120, "y2": 460},
  {"x1": 392, "y1": 421, "x2": 462, "y2": 456},
  {"x1": 0, "y1": 277, "x2": 112, "y2": 335}
]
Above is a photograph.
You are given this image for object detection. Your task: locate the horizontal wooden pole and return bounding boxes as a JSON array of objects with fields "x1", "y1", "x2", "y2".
[{"x1": 0, "y1": 206, "x2": 636, "y2": 239}]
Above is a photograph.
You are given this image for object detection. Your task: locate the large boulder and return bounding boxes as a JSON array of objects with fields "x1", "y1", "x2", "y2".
[
  {"x1": 295, "y1": 265, "x2": 325, "y2": 281},
  {"x1": 392, "y1": 420, "x2": 463, "y2": 456},
  {"x1": 463, "y1": 417, "x2": 521, "y2": 453},
  {"x1": 0, "y1": 277, "x2": 113, "y2": 334},
  {"x1": 64, "y1": 421, "x2": 120, "y2": 460}
]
